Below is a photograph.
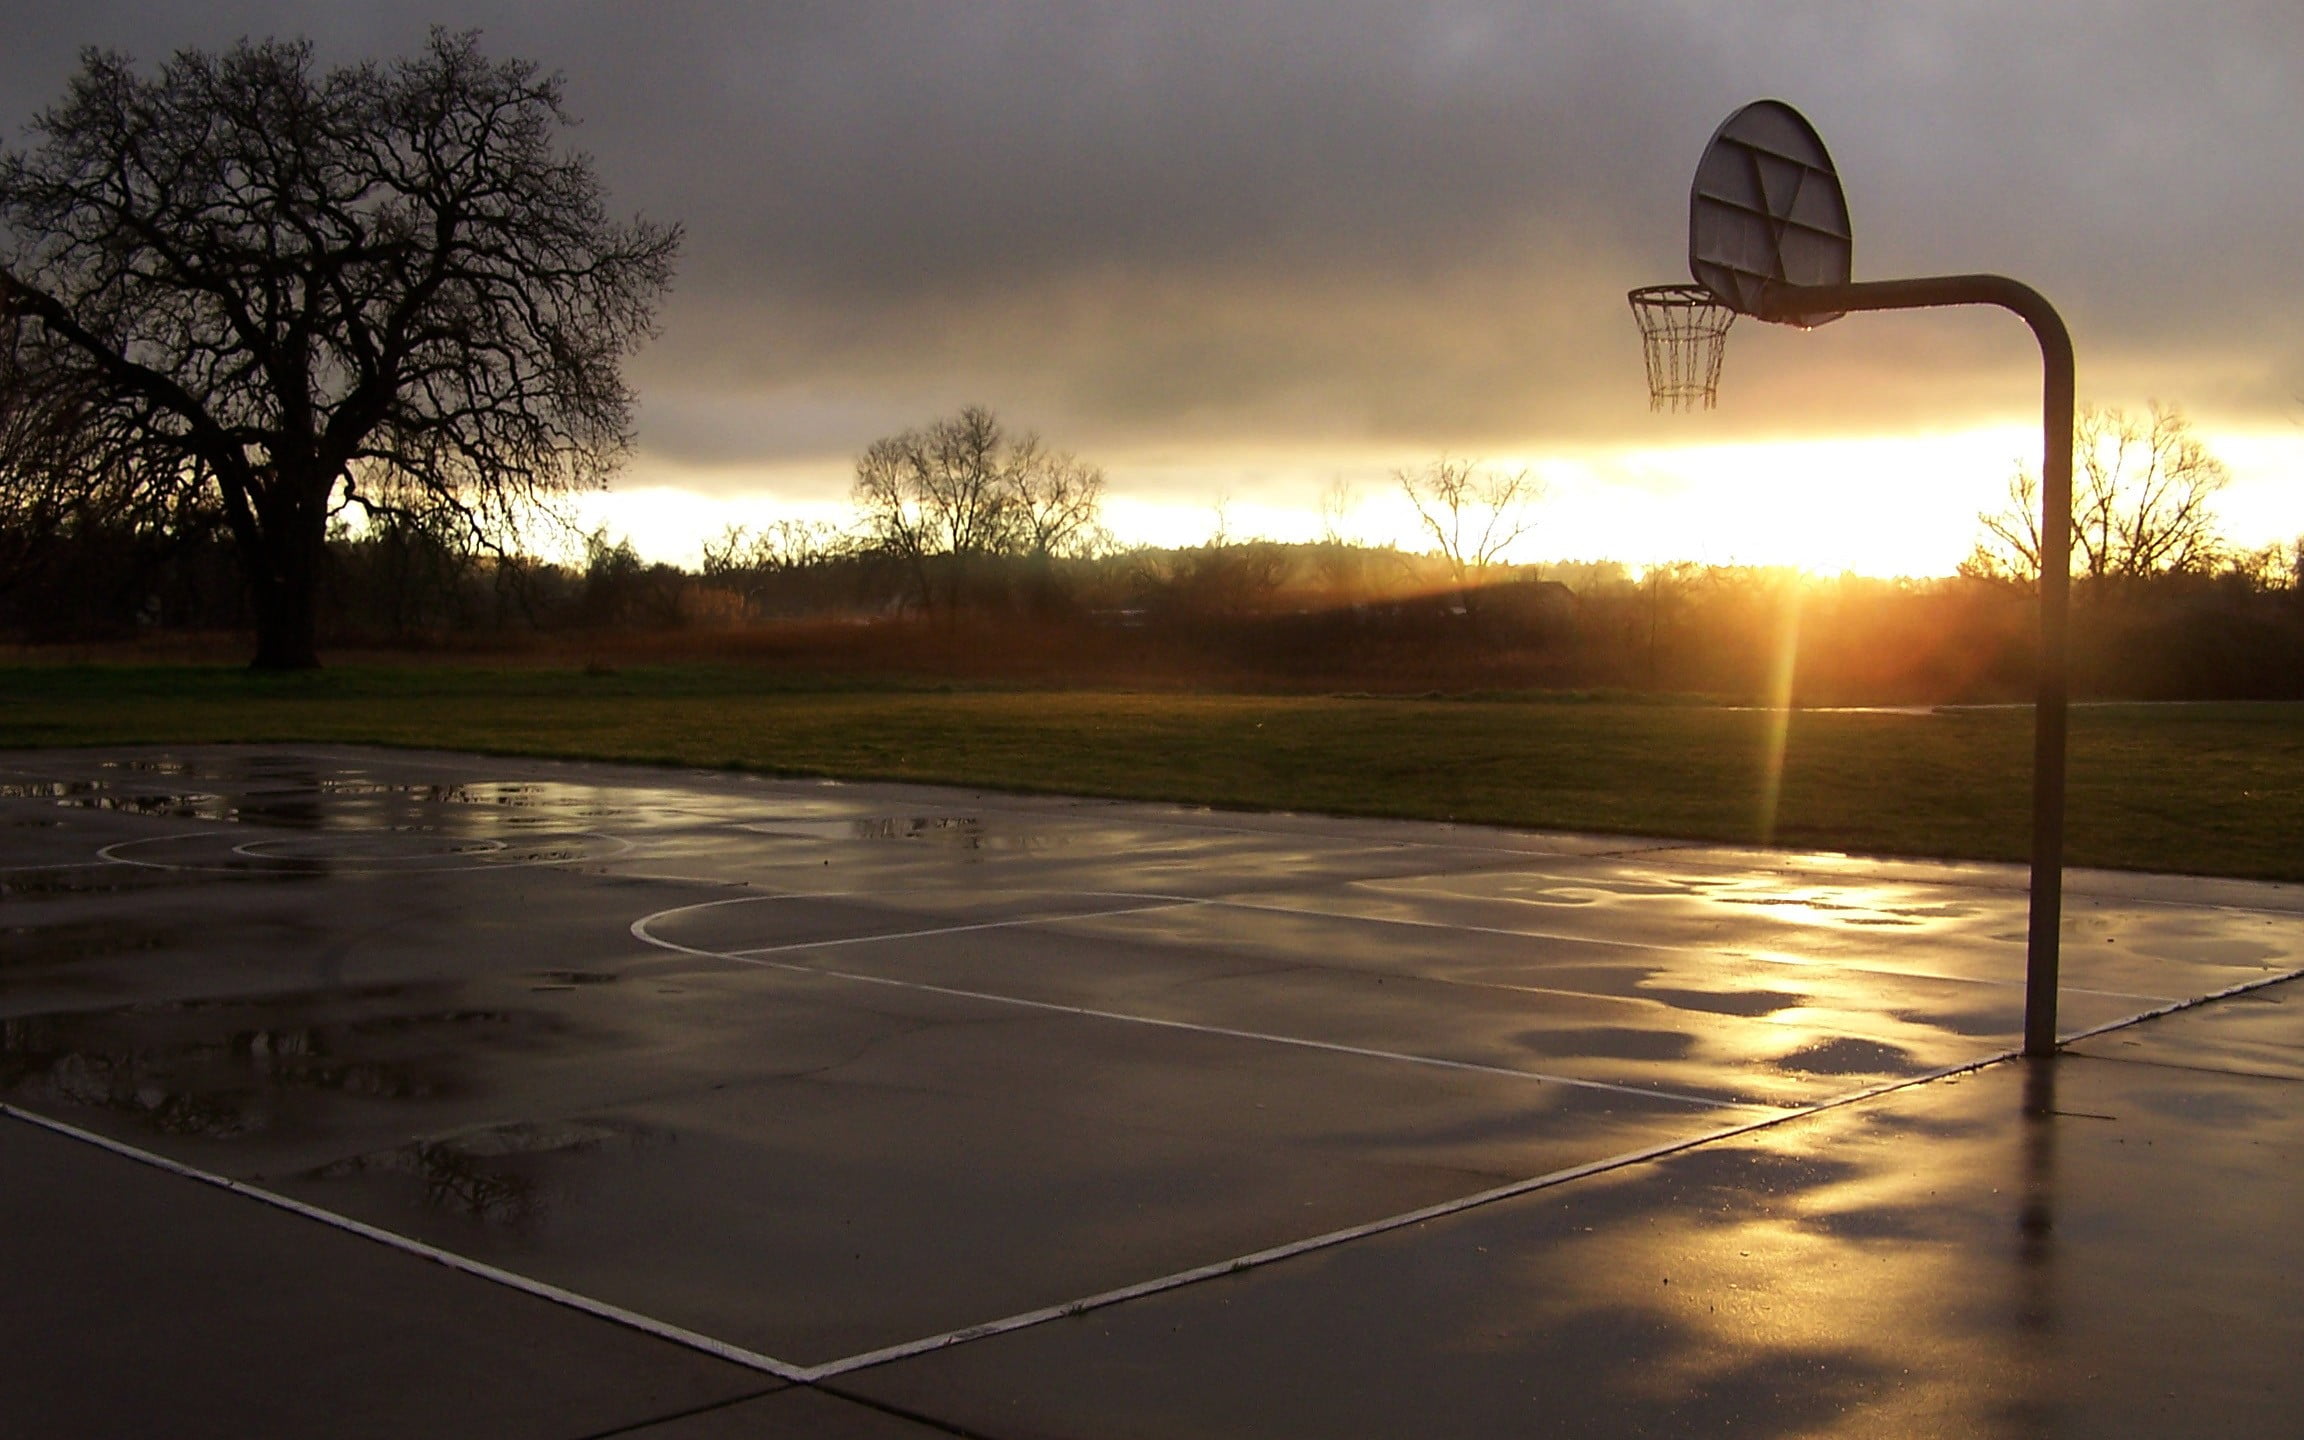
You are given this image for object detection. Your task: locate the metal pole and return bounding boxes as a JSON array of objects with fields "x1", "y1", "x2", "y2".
[{"x1": 1762, "y1": 276, "x2": 2075, "y2": 1057}]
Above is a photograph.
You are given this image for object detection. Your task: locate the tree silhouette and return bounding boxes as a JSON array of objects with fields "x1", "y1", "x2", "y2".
[
  {"x1": 0, "y1": 31, "x2": 679, "y2": 666},
  {"x1": 1966, "y1": 403, "x2": 2228, "y2": 584},
  {"x1": 851, "y1": 406, "x2": 1105, "y2": 614},
  {"x1": 1395, "y1": 456, "x2": 1542, "y2": 606}
]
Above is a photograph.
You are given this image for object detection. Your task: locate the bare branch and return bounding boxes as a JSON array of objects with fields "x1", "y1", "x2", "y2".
[{"x1": 1395, "y1": 456, "x2": 1544, "y2": 599}]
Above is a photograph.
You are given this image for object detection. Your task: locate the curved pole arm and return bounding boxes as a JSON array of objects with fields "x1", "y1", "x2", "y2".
[{"x1": 1765, "y1": 275, "x2": 2076, "y2": 1059}]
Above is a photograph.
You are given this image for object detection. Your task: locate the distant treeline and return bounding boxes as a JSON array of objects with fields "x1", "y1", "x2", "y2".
[{"x1": 5, "y1": 510, "x2": 2300, "y2": 704}]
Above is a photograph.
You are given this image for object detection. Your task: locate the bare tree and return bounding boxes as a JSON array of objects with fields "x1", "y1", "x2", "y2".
[
  {"x1": 853, "y1": 407, "x2": 1012, "y2": 613},
  {"x1": 1966, "y1": 468, "x2": 2047, "y2": 583},
  {"x1": 1395, "y1": 456, "x2": 1542, "y2": 602},
  {"x1": 1009, "y1": 439, "x2": 1107, "y2": 562},
  {"x1": 0, "y1": 31, "x2": 679, "y2": 666},
  {"x1": 698, "y1": 519, "x2": 845, "y2": 611},
  {"x1": 850, "y1": 406, "x2": 1105, "y2": 614},
  {"x1": 701, "y1": 519, "x2": 851, "y2": 579},
  {"x1": 1966, "y1": 402, "x2": 2229, "y2": 584},
  {"x1": 1310, "y1": 476, "x2": 1377, "y2": 601}
]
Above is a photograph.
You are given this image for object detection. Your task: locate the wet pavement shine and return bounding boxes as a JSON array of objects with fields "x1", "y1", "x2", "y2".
[{"x1": 2, "y1": 744, "x2": 2299, "y2": 1438}]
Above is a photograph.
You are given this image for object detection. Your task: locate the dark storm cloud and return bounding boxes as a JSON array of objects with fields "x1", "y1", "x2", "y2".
[{"x1": 4, "y1": 3, "x2": 2300, "y2": 468}]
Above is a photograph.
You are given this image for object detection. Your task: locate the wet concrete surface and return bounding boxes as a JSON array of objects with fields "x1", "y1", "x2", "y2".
[
  {"x1": 614, "y1": 1387, "x2": 965, "y2": 1438},
  {"x1": 844, "y1": 983, "x2": 2304, "y2": 1438},
  {"x1": 3, "y1": 743, "x2": 2300, "y2": 1434},
  {"x1": 0, "y1": 1114, "x2": 775, "y2": 1440}
]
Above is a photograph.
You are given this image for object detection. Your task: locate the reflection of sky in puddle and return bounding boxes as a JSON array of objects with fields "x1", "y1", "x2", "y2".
[
  {"x1": 1689, "y1": 879, "x2": 1979, "y2": 933},
  {"x1": 308, "y1": 1117, "x2": 668, "y2": 1230},
  {"x1": 7, "y1": 766, "x2": 650, "y2": 837},
  {"x1": 9, "y1": 763, "x2": 642, "y2": 872},
  {"x1": 741, "y1": 815, "x2": 1067, "y2": 853},
  {"x1": 0, "y1": 990, "x2": 564, "y2": 1143},
  {"x1": 2, "y1": 779, "x2": 235, "y2": 821}
]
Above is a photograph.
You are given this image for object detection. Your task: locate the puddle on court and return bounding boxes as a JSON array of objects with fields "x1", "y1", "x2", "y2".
[
  {"x1": 1775, "y1": 1036, "x2": 1920, "y2": 1076},
  {"x1": 1, "y1": 780, "x2": 236, "y2": 821},
  {"x1": 741, "y1": 815, "x2": 1069, "y2": 854},
  {"x1": 1514, "y1": 1025, "x2": 1700, "y2": 1062},
  {"x1": 1689, "y1": 878, "x2": 1986, "y2": 932},
  {"x1": 1888, "y1": 1000, "x2": 2019, "y2": 1040},
  {"x1": 1634, "y1": 982, "x2": 1810, "y2": 1018},
  {"x1": 7, "y1": 765, "x2": 649, "y2": 840},
  {"x1": 0, "y1": 990, "x2": 569, "y2": 1140},
  {"x1": 307, "y1": 1116, "x2": 671, "y2": 1229},
  {"x1": 0, "y1": 782, "x2": 79, "y2": 800}
]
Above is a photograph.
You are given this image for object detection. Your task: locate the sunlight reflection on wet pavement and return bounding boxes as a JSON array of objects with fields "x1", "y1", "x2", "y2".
[{"x1": 4, "y1": 742, "x2": 2300, "y2": 1391}]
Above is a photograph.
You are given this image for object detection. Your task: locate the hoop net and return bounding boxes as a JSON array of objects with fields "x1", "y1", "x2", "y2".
[{"x1": 1628, "y1": 284, "x2": 1734, "y2": 412}]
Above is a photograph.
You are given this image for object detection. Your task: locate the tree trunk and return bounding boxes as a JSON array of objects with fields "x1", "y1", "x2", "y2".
[
  {"x1": 248, "y1": 575, "x2": 321, "y2": 669},
  {"x1": 238, "y1": 475, "x2": 329, "y2": 670},
  {"x1": 248, "y1": 562, "x2": 322, "y2": 672}
]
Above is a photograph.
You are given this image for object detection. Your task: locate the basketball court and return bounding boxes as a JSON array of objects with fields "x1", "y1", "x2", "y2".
[{"x1": 4, "y1": 741, "x2": 2301, "y2": 1436}]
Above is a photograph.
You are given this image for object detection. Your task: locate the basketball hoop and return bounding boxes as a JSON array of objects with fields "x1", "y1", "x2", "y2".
[
  {"x1": 1627, "y1": 283, "x2": 1734, "y2": 411},
  {"x1": 1626, "y1": 96, "x2": 2081, "y2": 1060}
]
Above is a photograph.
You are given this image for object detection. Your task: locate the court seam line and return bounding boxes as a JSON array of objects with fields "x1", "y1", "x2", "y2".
[
  {"x1": 630, "y1": 900, "x2": 1759, "y2": 1111},
  {"x1": 0, "y1": 1102, "x2": 816, "y2": 1383},
  {"x1": 2052, "y1": 964, "x2": 2304, "y2": 1047},
  {"x1": 567, "y1": 1386, "x2": 791, "y2": 1440}
]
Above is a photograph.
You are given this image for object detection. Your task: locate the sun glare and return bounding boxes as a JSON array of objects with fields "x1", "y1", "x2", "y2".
[
  {"x1": 1757, "y1": 584, "x2": 1804, "y2": 844},
  {"x1": 583, "y1": 421, "x2": 2303, "y2": 581},
  {"x1": 1536, "y1": 428, "x2": 2042, "y2": 576}
]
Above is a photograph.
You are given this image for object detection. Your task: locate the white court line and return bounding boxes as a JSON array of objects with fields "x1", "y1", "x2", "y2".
[
  {"x1": 0, "y1": 1102, "x2": 812, "y2": 1383},
  {"x1": 631, "y1": 894, "x2": 1763, "y2": 1111},
  {"x1": 231, "y1": 835, "x2": 510, "y2": 858},
  {"x1": 97, "y1": 828, "x2": 637, "y2": 873},
  {"x1": 0, "y1": 860, "x2": 124, "y2": 873},
  {"x1": 722, "y1": 900, "x2": 1216, "y2": 960}
]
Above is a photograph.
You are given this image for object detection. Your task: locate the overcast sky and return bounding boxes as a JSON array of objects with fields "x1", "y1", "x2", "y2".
[{"x1": 3, "y1": 3, "x2": 2299, "y2": 567}]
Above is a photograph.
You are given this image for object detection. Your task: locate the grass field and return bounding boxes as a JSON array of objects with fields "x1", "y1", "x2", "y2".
[{"x1": 2, "y1": 663, "x2": 2299, "y2": 881}]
